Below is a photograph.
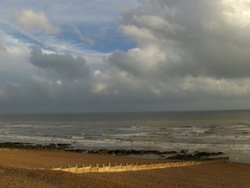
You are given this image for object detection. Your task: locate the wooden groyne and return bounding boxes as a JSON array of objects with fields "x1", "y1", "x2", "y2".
[{"x1": 51, "y1": 157, "x2": 229, "y2": 174}]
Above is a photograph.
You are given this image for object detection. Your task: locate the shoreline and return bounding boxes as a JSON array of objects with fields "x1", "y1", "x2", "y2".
[{"x1": 0, "y1": 142, "x2": 228, "y2": 161}]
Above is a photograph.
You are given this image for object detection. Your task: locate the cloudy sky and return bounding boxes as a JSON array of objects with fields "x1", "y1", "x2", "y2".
[{"x1": 1, "y1": 0, "x2": 250, "y2": 113}]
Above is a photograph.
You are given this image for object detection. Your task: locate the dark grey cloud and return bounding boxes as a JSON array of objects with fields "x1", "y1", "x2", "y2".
[{"x1": 30, "y1": 47, "x2": 90, "y2": 79}]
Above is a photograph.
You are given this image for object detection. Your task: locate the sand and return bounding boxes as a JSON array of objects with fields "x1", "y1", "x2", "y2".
[
  {"x1": 0, "y1": 149, "x2": 157, "y2": 169},
  {"x1": 0, "y1": 149, "x2": 250, "y2": 188}
]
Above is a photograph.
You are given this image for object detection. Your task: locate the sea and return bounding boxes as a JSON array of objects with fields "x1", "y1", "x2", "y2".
[{"x1": 0, "y1": 110, "x2": 249, "y2": 163}]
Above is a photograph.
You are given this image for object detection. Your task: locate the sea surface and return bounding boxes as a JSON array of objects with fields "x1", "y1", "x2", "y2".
[{"x1": 0, "y1": 110, "x2": 249, "y2": 163}]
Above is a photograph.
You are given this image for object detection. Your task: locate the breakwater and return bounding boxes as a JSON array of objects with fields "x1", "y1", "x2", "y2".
[{"x1": 51, "y1": 157, "x2": 229, "y2": 174}]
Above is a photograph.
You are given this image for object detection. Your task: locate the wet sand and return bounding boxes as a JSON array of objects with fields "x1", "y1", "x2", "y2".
[{"x1": 0, "y1": 149, "x2": 250, "y2": 188}]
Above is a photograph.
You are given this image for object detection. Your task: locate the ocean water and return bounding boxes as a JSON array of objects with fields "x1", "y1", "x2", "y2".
[{"x1": 0, "y1": 110, "x2": 249, "y2": 163}]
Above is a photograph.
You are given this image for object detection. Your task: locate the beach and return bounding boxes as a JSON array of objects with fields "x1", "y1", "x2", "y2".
[{"x1": 0, "y1": 149, "x2": 249, "y2": 188}]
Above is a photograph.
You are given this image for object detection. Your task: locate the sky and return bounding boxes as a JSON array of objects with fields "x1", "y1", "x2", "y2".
[{"x1": 1, "y1": 0, "x2": 250, "y2": 113}]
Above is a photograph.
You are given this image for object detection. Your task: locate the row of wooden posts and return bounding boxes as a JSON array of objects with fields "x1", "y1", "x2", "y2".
[{"x1": 51, "y1": 157, "x2": 229, "y2": 174}]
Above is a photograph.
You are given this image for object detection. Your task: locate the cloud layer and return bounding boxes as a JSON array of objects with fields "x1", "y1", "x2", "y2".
[{"x1": 1, "y1": 0, "x2": 250, "y2": 112}]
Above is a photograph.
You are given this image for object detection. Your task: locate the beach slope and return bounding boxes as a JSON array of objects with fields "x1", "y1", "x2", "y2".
[{"x1": 0, "y1": 149, "x2": 249, "y2": 188}]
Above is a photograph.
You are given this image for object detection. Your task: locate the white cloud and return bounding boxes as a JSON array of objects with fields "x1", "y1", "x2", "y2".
[
  {"x1": 92, "y1": 83, "x2": 107, "y2": 94},
  {"x1": 16, "y1": 9, "x2": 59, "y2": 34},
  {"x1": 121, "y1": 25, "x2": 157, "y2": 41},
  {"x1": 222, "y1": 0, "x2": 250, "y2": 28}
]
